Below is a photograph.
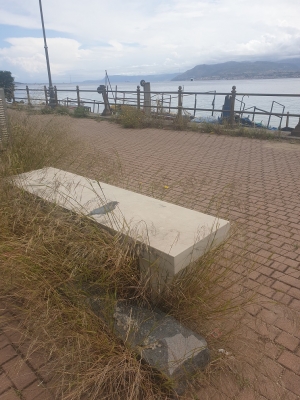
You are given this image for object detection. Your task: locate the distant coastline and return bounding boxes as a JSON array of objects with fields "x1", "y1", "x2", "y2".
[
  {"x1": 181, "y1": 72, "x2": 300, "y2": 81},
  {"x1": 172, "y1": 60, "x2": 300, "y2": 81}
]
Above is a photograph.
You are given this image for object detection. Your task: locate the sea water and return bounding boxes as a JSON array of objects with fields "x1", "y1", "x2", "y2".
[{"x1": 14, "y1": 78, "x2": 300, "y2": 128}]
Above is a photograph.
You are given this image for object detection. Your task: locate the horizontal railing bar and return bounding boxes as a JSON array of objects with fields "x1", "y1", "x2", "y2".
[
  {"x1": 14, "y1": 87, "x2": 300, "y2": 98},
  {"x1": 112, "y1": 103, "x2": 300, "y2": 117},
  {"x1": 10, "y1": 98, "x2": 300, "y2": 117}
]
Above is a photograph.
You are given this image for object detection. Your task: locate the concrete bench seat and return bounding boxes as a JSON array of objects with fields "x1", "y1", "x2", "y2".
[
  {"x1": 14, "y1": 167, "x2": 230, "y2": 291},
  {"x1": 13, "y1": 167, "x2": 231, "y2": 387}
]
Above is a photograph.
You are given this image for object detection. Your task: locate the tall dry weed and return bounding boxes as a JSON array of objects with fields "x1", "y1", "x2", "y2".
[{"x1": 0, "y1": 111, "x2": 260, "y2": 399}]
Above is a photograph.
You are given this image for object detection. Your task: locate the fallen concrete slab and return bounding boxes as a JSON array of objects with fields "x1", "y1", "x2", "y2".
[
  {"x1": 89, "y1": 298, "x2": 209, "y2": 393},
  {"x1": 13, "y1": 167, "x2": 230, "y2": 292}
]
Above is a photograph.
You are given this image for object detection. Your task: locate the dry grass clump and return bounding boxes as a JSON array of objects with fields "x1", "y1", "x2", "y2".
[
  {"x1": 115, "y1": 105, "x2": 149, "y2": 129},
  {"x1": 1, "y1": 112, "x2": 73, "y2": 176},
  {"x1": 114, "y1": 105, "x2": 171, "y2": 130},
  {"x1": 0, "y1": 188, "x2": 172, "y2": 399},
  {"x1": 115, "y1": 105, "x2": 191, "y2": 131},
  {"x1": 0, "y1": 112, "x2": 258, "y2": 399},
  {"x1": 194, "y1": 121, "x2": 284, "y2": 140},
  {"x1": 114, "y1": 105, "x2": 282, "y2": 139}
]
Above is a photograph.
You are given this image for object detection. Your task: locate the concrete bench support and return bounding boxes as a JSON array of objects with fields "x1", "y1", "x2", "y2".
[{"x1": 13, "y1": 167, "x2": 230, "y2": 293}]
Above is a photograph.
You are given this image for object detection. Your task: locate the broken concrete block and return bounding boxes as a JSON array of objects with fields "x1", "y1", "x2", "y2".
[{"x1": 113, "y1": 303, "x2": 209, "y2": 380}]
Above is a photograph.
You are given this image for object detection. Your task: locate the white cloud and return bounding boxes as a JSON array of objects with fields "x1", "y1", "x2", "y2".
[
  {"x1": 0, "y1": 0, "x2": 300, "y2": 81},
  {"x1": 0, "y1": 38, "x2": 91, "y2": 74}
]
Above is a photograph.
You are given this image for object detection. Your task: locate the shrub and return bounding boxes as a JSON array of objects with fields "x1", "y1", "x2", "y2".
[
  {"x1": 73, "y1": 106, "x2": 89, "y2": 118},
  {"x1": 172, "y1": 115, "x2": 190, "y2": 131},
  {"x1": 55, "y1": 105, "x2": 70, "y2": 115},
  {"x1": 40, "y1": 106, "x2": 54, "y2": 114},
  {"x1": 117, "y1": 105, "x2": 147, "y2": 128}
]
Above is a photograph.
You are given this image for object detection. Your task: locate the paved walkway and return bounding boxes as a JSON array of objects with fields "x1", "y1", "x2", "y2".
[
  {"x1": 1, "y1": 115, "x2": 300, "y2": 399},
  {"x1": 0, "y1": 306, "x2": 54, "y2": 399}
]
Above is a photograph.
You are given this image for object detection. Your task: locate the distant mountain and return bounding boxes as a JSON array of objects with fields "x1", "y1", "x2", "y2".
[
  {"x1": 82, "y1": 73, "x2": 178, "y2": 84},
  {"x1": 172, "y1": 60, "x2": 300, "y2": 81},
  {"x1": 278, "y1": 58, "x2": 300, "y2": 67}
]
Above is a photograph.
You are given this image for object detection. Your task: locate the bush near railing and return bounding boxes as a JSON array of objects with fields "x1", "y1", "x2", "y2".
[{"x1": 73, "y1": 106, "x2": 90, "y2": 118}]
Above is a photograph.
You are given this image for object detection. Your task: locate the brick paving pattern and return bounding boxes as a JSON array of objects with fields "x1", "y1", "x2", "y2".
[
  {"x1": 1, "y1": 114, "x2": 300, "y2": 399},
  {"x1": 0, "y1": 306, "x2": 54, "y2": 399}
]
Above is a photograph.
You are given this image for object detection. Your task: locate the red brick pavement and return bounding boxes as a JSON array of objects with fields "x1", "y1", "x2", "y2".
[
  {"x1": 0, "y1": 305, "x2": 54, "y2": 399},
  {"x1": 1, "y1": 114, "x2": 300, "y2": 399}
]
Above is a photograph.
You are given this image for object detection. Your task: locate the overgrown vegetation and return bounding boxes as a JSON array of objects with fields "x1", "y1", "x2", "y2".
[
  {"x1": 73, "y1": 106, "x2": 90, "y2": 118},
  {"x1": 193, "y1": 121, "x2": 285, "y2": 140},
  {"x1": 40, "y1": 105, "x2": 89, "y2": 118},
  {"x1": 112, "y1": 105, "x2": 288, "y2": 139},
  {"x1": 0, "y1": 111, "x2": 259, "y2": 399},
  {"x1": 14, "y1": 101, "x2": 287, "y2": 140},
  {"x1": 114, "y1": 105, "x2": 193, "y2": 131},
  {"x1": 41, "y1": 105, "x2": 71, "y2": 115},
  {"x1": 114, "y1": 105, "x2": 155, "y2": 128}
]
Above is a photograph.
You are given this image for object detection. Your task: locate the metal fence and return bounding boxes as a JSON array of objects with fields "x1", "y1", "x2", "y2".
[{"x1": 11, "y1": 84, "x2": 300, "y2": 129}]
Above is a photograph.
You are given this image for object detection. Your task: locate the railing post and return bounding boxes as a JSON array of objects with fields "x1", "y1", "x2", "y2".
[
  {"x1": 252, "y1": 106, "x2": 256, "y2": 122},
  {"x1": 76, "y1": 85, "x2": 80, "y2": 107},
  {"x1": 43, "y1": 85, "x2": 48, "y2": 106},
  {"x1": 212, "y1": 92, "x2": 216, "y2": 116},
  {"x1": 178, "y1": 86, "x2": 183, "y2": 117},
  {"x1": 286, "y1": 111, "x2": 290, "y2": 128},
  {"x1": 137, "y1": 85, "x2": 140, "y2": 110},
  {"x1": 143, "y1": 82, "x2": 151, "y2": 115},
  {"x1": 194, "y1": 94, "x2": 197, "y2": 117},
  {"x1": 229, "y1": 85, "x2": 236, "y2": 125},
  {"x1": 54, "y1": 86, "x2": 58, "y2": 105},
  {"x1": 267, "y1": 101, "x2": 274, "y2": 128},
  {"x1": 279, "y1": 106, "x2": 285, "y2": 130},
  {"x1": 26, "y1": 85, "x2": 31, "y2": 106}
]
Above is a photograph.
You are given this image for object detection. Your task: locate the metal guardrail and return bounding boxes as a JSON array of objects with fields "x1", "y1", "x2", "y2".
[{"x1": 10, "y1": 84, "x2": 300, "y2": 129}]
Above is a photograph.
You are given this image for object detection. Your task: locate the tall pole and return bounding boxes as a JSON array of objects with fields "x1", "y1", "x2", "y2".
[{"x1": 39, "y1": 0, "x2": 55, "y2": 107}]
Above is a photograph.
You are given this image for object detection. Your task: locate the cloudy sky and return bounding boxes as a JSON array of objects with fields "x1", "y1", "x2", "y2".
[{"x1": 0, "y1": 0, "x2": 299, "y2": 83}]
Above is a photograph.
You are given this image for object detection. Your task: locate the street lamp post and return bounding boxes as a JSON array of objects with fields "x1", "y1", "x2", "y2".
[{"x1": 39, "y1": 0, "x2": 55, "y2": 107}]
